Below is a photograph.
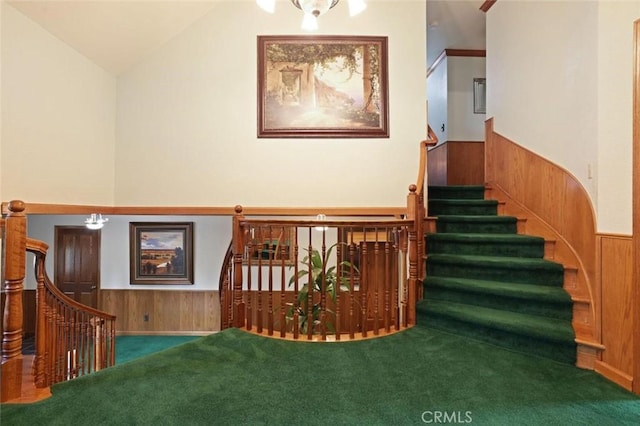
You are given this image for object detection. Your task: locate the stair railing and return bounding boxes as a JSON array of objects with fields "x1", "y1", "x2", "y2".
[
  {"x1": 220, "y1": 207, "x2": 417, "y2": 340},
  {"x1": 411, "y1": 125, "x2": 439, "y2": 299},
  {"x1": 27, "y1": 239, "x2": 116, "y2": 387}
]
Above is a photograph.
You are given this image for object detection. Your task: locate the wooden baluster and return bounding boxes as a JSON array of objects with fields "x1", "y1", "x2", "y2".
[
  {"x1": 267, "y1": 226, "x2": 274, "y2": 336},
  {"x1": 232, "y1": 206, "x2": 245, "y2": 328},
  {"x1": 360, "y1": 230, "x2": 368, "y2": 338},
  {"x1": 391, "y1": 228, "x2": 399, "y2": 331},
  {"x1": 292, "y1": 228, "x2": 299, "y2": 340},
  {"x1": 335, "y1": 235, "x2": 342, "y2": 341},
  {"x1": 34, "y1": 250, "x2": 47, "y2": 387},
  {"x1": 1, "y1": 200, "x2": 26, "y2": 402},
  {"x1": 246, "y1": 225, "x2": 253, "y2": 332},
  {"x1": 306, "y1": 228, "x2": 313, "y2": 341},
  {"x1": 348, "y1": 230, "x2": 356, "y2": 339},
  {"x1": 384, "y1": 234, "x2": 391, "y2": 333},
  {"x1": 257, "y1": 226, "x2": 263, "y2": 334},
  {"x1": 373, "y1": 228, "x2": 380, "y2": 336},
  {"x1": 279, "y1": 226, "x2": 286, "y2": 338},
  {"x1": 320, "y1": 230, "x2": 327, "y2": 341}
]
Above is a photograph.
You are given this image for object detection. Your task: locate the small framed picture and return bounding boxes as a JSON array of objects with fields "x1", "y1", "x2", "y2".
[{"x1": 129, "y1": 222, "x2": 194, "y2": 285}]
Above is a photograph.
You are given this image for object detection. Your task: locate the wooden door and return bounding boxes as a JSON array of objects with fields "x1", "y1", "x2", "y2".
[{"x1": 55, "y1": 226, "x2": 101, "y2": 308}]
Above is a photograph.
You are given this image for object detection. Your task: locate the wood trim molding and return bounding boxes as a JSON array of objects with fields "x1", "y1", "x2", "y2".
[
  {"x1": 1, "y1": 202, "x2": 405, "y2": 217},
  {"x1": 480, "y1": 0, "x2": 497, "y2": 13},
  {"x1": 594, "y1": 360, "x2": 633, "y2": 391},
  {"x1": 632, "y1": 18, "x2": 640, "y2": 395},
  {"x1": 427, "y1": 49, "x2": 486, "y2": 78}
]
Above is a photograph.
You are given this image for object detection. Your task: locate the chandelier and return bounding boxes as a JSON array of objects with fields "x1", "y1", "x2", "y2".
[
  {"x1": 257, "y1": 0, "x2": 367, "y2": 31},
  {"x1": 85, "y1": 213, "x2": 109, "y2": 230}
]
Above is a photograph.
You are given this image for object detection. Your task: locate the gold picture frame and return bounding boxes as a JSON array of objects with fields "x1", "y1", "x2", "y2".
[{"x1": 258, "y1": 35, "x2": 389, "y2": 138}]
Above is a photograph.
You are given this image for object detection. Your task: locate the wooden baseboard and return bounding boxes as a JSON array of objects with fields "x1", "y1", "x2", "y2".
[{"x1": 594, "y1": 360, "x2": 633, "y2": 391}]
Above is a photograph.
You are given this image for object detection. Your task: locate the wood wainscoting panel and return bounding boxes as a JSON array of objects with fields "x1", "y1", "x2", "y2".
[
  {"x1": 595, "y1": 234, "x2": 634, "y2": 390},
  {"x1": 447, "y1": 142, "x2": 485, "y2": 185},
  {"x1": 427, "y1": 141, "x2": 485, "y2": 186},
  {"x1": 485, "y1": 118, "x2": 600, "y2": 366},
  {"x1": 99, "y1": 290, "x2": 219, "y2": 334},
  {"x1": 427, "y1": 143, "x2": 448, "y2": 186}
]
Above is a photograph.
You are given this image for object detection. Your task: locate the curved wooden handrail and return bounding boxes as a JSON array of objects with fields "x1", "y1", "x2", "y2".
[
  {"x1": 219, "y1": 241, "x2": 233, "y2": 330},
  {"x1": 26, "y1": 237, "x2": 116, "y2": 388},
  {"x1": 27, "y1": 238, "x2": 116, "y2": 320},
  {"x1": 415, "y1": 125, "x2": 439, "y2": 196}
]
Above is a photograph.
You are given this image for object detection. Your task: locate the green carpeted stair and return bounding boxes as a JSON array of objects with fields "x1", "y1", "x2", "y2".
[{"x1": 418, "y1": 185, "x2": 576, "y2": 365}]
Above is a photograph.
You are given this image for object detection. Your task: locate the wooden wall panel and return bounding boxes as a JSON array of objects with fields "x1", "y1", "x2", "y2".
[
  {"x1": 99, "y1": 290, "x2": 219, "y2": 335},
  {"x1": 427, "y1": 141, "x2": 484, "y2": 186},
  {"x1": 485, "y1": 118, "x2": 600, "y2": 367},
  {"x1": 427, "y1": 143, "x2": 447, "y2": 186},
  {"x1": 595, "y1": 235, "x2": 634, "y2": 390},
  {"x1": 447, "y1": 142, "x2": 485, "y2": 185}
]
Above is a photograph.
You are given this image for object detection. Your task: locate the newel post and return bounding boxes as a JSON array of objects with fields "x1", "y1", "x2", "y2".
[
  {"x1": 1, "y1": 200, "x2": 27, "y2": 402},
  {"x1": 406, "y1": 185, "x2": 418, "y2": 326},
  {"x1": 232, "y1": 206, "x2": 245, "y2": 328}
]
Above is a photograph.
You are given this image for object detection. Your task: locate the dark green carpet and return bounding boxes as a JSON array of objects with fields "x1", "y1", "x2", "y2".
[
  {"x1": 2, "y1": 327, "x2": 638, "y2": 425},
  {"x1": 423, "y1": 185, "x2": 576, "y2": 364}
]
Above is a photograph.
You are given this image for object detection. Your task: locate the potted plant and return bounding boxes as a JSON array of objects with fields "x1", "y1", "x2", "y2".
[{"x1": 286, "y1": 243, "x2": 357, "y2": 335}]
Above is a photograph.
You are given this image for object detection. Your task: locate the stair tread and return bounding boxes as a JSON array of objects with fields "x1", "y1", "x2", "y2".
[
  {"x1": 429, "y1": 199, "x2": 498, "y2": 205},
  {"x1": 427, "y1": 233, "x2": 544, "y2": 243},
  {"x1": 424, "y1": 276, "x2": 572, "y2": 303},
  {"x1": 418, "y1": 299, "x2": 575, "y2": 343},
  {"x1": 435, "y1": 215, "x2": 517, "y2": 222},
  {"x1": 429, "y1": 185, "x2": 485, "y2": 190},
  {"x1": 427, "y1": 253, "x2": 562, "y2": 269}
]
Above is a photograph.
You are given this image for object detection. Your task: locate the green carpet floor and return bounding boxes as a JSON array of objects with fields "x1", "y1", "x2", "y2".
[
  {"x1": 420, "y1": 185, "x2": 576, "y2": 364},
  {"x1": 2, "y1": 327, "x2": 638, "y2": 425},
  {"x1": 116, "y1": 335, "x2": 201, "y2": 365}
]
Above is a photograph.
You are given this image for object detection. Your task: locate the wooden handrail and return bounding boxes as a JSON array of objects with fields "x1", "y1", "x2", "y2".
[
  {"x1": 26, "y1": 237, "x2": 116, "y2": 388},
  {"x1": 415, "y1": 125, "x2": 439, "y2": 196},
  {"x1": 219, "y1": 241, "x2": 233, "y2": 330}
]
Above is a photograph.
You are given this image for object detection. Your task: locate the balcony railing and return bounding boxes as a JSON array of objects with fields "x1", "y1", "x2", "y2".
[{"x1": 220, "y1": 212, "x2": 418, "y2": 341}]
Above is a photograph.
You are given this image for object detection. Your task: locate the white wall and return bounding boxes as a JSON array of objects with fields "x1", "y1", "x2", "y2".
[
  {"x1": 427, "y1": 57, "x2": 448, "y2": 143},
  {"x1": 487, "y1": 0, "x2": 638, "y2": 234},
  {"x1": 487, "y1": 1, "x2": 599, "y2": 216},
  {"x1": 595, "y1": 1, "x2": 638, "y2": 234},
  {"x1": 115, "y1": 1, "x2": 426, "y2": 208},
  {"x1": 447, "y1": 56, "x2": 485, "y2": 141},
  {"x1": 1, "y1": 2, "x2": 116, "y2": 205},
  {"x1": 25, "y1": 214, "x2": 232, "y2": 291}
]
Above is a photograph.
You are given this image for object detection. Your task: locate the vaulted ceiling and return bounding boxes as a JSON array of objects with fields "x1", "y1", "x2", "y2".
[{"x1": 6, "y1": 0, "x2": 486, "y2": 76}]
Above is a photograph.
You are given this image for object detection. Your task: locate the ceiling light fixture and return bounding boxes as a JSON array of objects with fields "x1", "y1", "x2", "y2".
[
  {"x1": 85, "y1": 213, "x2": 109, "y2": 230},
  {"x1": 256, "y1": 0, "x2": 367, "y2": 31}
]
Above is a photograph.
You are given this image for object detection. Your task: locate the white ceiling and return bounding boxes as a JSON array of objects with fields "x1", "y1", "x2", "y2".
[
  {"x1": 6, "y1": 0, "x2": 486, "y2": 76},
  {"x1": 6, "y1": 0, "x2": 221, "y2": 75}
]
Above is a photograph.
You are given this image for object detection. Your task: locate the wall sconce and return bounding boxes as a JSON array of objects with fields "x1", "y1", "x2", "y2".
[{"x1": 85, "y1": 213, "x2": 108, "y2": 230}]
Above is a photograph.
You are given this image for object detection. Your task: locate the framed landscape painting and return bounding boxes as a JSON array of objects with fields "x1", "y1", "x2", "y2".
[
  {"x1": 129, "y1": 222, "x2": 194, "y2": 285},
  {"x1": 257, "y1": 35, "x2": 389, "y2": 138}
]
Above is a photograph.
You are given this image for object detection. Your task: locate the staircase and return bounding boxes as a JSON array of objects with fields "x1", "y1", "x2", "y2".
[{"x1": 417, "y1": 185, "x2": 576, "y2": 365}]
